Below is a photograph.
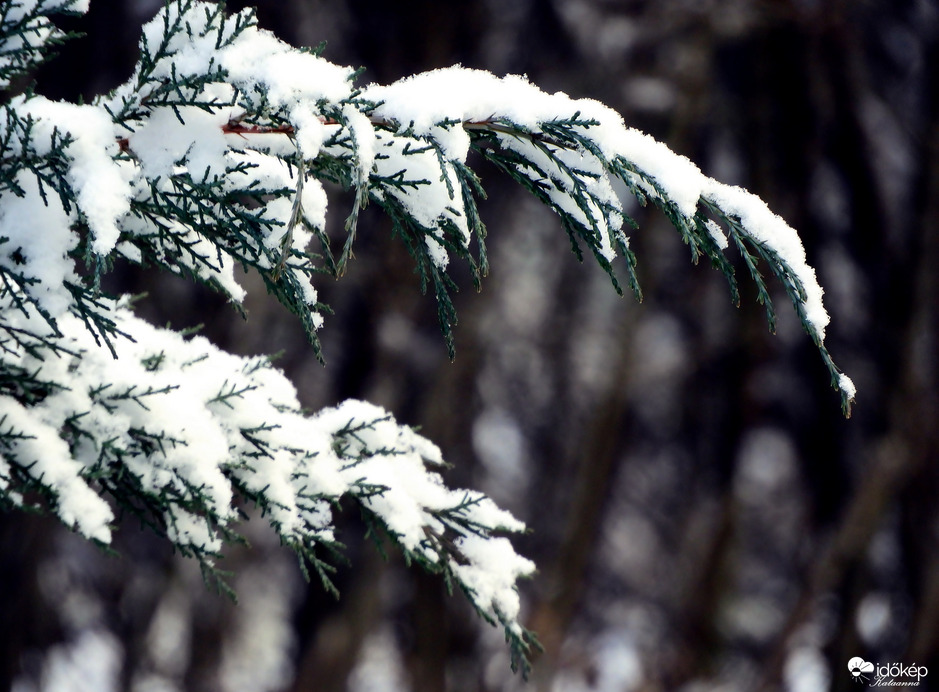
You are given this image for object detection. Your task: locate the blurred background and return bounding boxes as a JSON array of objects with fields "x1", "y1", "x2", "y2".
[{"x1": 2, "y1": 0, "x2": 938, "y2": 690}]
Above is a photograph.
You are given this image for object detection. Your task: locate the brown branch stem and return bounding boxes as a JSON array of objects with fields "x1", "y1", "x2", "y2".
[{"x1": 114, "y1": 115, "x2": 550, "y2": 155}]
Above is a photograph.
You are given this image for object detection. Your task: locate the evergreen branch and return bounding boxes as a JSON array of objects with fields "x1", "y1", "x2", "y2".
[{"x1": 0, "y1": 3, "x2": 858, "y2": 680}]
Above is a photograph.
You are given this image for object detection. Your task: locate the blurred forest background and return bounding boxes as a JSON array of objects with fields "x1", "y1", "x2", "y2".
[{"x1": 1, "y1": 0, "x2": 937, "y2": 690}]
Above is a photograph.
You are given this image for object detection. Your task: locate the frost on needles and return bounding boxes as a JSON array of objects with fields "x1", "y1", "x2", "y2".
[{"x1": 0, "y1": 0, "x2": 856, "y2": 676}]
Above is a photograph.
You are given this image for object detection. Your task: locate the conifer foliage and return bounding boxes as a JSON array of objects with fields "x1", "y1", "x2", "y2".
[{"x1": 0, "y1": 0, "x2": 855, "y2": 675}]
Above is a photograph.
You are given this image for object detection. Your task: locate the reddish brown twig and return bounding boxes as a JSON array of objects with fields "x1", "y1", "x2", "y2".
[
  {"x1": 116, "y1": 120, "x2": 301, "y2": 152},
  {"x1": 114, "y1": 115, "x2": 544, "y2": 156},
  {"x1": 222, "y1": 121, "x2": 298, "y2": 136}
]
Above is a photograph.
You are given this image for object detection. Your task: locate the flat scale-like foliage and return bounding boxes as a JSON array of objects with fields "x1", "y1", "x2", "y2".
[{"x1": 0, "y1": 0, "x2": 854, "y2": 675}]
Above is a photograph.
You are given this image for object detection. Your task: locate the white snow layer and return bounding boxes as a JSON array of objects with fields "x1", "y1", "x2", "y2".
[
  {"x1": 3, "y1": 0, "x2": 845, "y2": 360},
  {"x1": 0, "y1": 298, "x2": 532, "y2": 630},
  {"x1": 0, "y1": 0, "x2": 855, "y2": 648},
  {"x1": 0, "y1": 95, "x2": 133, "y2": 296},
  {"x1": 0, "y1": 3, "x2": 530, "y2": 617},
  {"x1": 364, "y1": 66, "x2": 842, "y2": 351}
]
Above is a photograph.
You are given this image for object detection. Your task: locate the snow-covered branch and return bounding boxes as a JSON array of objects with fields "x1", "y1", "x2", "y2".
[
  {"x1": 0, "y1": 0, "x2": 855, "y2": 676},
  {"x1": 0, "y1": 301, "x2": 539, "y2": 669}
]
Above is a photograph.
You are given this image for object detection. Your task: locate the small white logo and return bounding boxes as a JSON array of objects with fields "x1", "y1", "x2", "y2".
[
  {"x1": 848, "y1": 658, "x2": 928, "y2": 686},
  {"x1": 848, "y1": 657, "x2": 874, "y2": 683}
]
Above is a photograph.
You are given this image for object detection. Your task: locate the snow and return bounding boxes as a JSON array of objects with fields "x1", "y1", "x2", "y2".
[
  {"x1": 129, "y1": 104, "x2": 231, "y2": 181},
  {"x1": 0, "y1": 454, "x2": 11, "y2": 493},
  {"x1": 365, "y1": 68, "x2": 560, "y2": 159},
  {"x1": 219, "y1": 28, "x2": 353, "y2": 108},
  {"x1": 368, "y1": 128, "x2": 472, "y2": 267},
  {"x1": 364, "y1": 67, "x2": 707, "y2": 215},
  {"x1": 92, "y1": 0, "x2": 357, "y2": 316},
  {"x1": 0, "y1": 98, "x2": 129, "y2": 283},
  {"x1": 705, "y1": 218, "x2": 730, "y2": 250},
  {"x1": 838, "y1": 373, "x2": 857, "y2": 401},
  {"x1": 0, "y1": 294, "x2": 533, "y2": 630},
  {"x1": 0, "y1": 173, "x2": 77, "y2": 316},
  {"x1": 0, "y1": 394, "x2": 113, "y2": 543},
  {"x1": 342, "y1": 103, "x2": 378, "y2": 186},
  {"x1": 0, "y1": 0, "x2": 855, "y2": 656},
  {"x1": 452, "y1": 535, "x2": 535, "y2": 629},
  {"x1": 15, "y1": 96, "x2": 133, "y2": 256},
  {"x1": 285, "y1": 102, "x2": 328, "y2": 161},
  {"x1": 704, "y1": 180, "x2": 831, "y2": 338},
  {"x1": 365, "y1": 65, "x2": 846, "y2": 372}
]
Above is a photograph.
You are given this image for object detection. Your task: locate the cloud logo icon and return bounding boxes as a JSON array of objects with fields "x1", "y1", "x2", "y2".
[{"x1": 848, "y1": 657, "x2": 874, "y2": 682}]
